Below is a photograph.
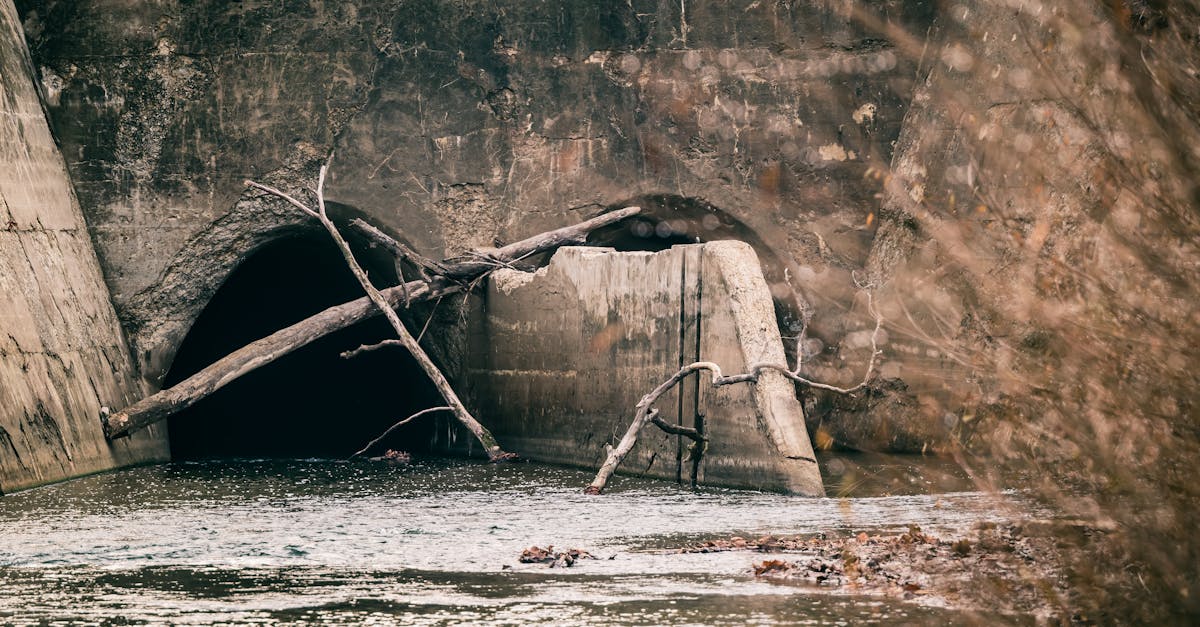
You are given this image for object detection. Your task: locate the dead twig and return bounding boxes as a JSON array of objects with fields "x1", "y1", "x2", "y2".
[
  {"x1": 340, "y1": 339, "x2": 405, "y2": 360},
  {"x1": 414, "y1": 296, "x2": 443, "y2": 345},
  {"x1": 350, "y1": 406, "x2": 452, "y2": 458},
  {"x1": 438, "y1": 206, "x2": 641, "y2": 280},
  {"x1": 585, "y1": 291, "x2": 883, "y2": 494}
]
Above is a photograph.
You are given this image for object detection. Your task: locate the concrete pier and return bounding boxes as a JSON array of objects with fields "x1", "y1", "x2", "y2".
[{"x1": 466, "y1": 242, "x2": 823, "y2": 495}]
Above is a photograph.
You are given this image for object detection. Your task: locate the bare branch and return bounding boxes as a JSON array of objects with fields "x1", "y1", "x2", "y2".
[
  {"x1": 782, "y1": 291, "x2": 883, "y2": 394},
  {"x1": 585, "y1": 362, "x2": 723, "y2": 494},
  {"x1": 244, "y1": 180, "x2": 320, "y2": 219},
  {"x1": 463, "y1": 249, "x2": 521, "y2": 271},
  {"x1": 585, "y1": 292, "x2": 883, "y2": 494},
  {"x1": 350, "y1": 406, "x2": 453, "y2": 458},
  {"x1": 414, "y1": 296, "x2": 443, "y2": 345},
  {"x1": 315, "y1": 164, "x2": 329, "y2": 218},
  {"x1": 339, "y1": 339, "x2": 405, "y2": 360},
  {"x1": 440, "y1": 206, "x2": 641, "y2": 280},
  {"x1": 349, "y1": 218, "x2": 450, "y2": 279}
]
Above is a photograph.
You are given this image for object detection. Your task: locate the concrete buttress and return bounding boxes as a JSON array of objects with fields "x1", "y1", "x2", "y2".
[{"x1": 0, "y1": 0, "x2": 169, "y2": 492}]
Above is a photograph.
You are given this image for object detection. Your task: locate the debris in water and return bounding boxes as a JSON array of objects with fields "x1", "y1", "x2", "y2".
[
  {"x1": 368, "y1": 449, "x2": 411, "y2": 464},
  {"x1": 518, "y1": 546, "x2": 595, "y2": 568},
  {"x1": 678, "y1": 523, "x2": 1077, "y2": 618}
]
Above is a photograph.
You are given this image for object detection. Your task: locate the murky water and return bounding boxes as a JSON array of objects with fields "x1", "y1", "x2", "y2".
[{"x1": 0, "y1": 457, "x2": 1033, "y2": 625}]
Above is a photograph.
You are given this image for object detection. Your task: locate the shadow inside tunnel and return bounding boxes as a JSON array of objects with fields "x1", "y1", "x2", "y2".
[{"x1": 164, "y1": 233, "x2": 443, "y2": 460}]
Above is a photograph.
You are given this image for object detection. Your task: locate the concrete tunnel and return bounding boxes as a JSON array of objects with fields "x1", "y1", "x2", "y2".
[
  {"x1": 163, "y1": 233, "x2": 445, "y2": 459},
  {"x1": 155, "y1": 200, "x2": 824, "y2": 495}
]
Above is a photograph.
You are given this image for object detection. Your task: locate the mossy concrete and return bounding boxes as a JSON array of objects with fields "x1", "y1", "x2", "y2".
[{"x1": 14, "y1": 0, "x2": 935, "y2": 399}]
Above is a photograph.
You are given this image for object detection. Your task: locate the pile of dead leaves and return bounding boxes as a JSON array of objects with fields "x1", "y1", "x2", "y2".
[
  {"x1": 518, "y1": 546, "x2": 595, "y2": 568},
  {"x1": 678, "y1": 523, "x2": 1077, "y2": 618},
  {"x1": 678, "y1": 535, "x2": 813, "y2": 553}
]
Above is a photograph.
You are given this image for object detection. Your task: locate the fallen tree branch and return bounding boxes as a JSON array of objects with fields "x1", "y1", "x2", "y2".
[
  {"x1": 300, "y1": 162, "x2": 512, "y2": 460},
  {"x1": 438, "y1": 207, "x2": 641, "y2": 280},
  {"x1": 101, "y1": 194, "x2": 641, "y2": 440},
  {"x1": 350, "y1": 406, "x2": 452, "y2": 458},
  {"x1": 349, "y1": 218, "x2": 450, "y2": 280},
  {"x1": 585, "y1": 362, "x2": 723, "y2": 494},
  {"x1": 102, "y1": 278, "x2": 457, "y2": 439},
  {"x1": 584, "y1": 293, "x2": 883, "y2": 494}
]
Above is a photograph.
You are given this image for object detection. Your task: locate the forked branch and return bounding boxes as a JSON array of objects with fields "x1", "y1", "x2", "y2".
[
  {"x1": 251, "y1": 161, "x2": 512, "y2": 460},
  {"x1": 584, "y1": 294, "x2": 883, "y2": 494}
]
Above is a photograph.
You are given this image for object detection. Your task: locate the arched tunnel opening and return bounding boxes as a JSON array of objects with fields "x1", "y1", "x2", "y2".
[
  {"x1": 165, "y1": 232, "x2": 445, "y2": 460},
  {"x1": 587, "y1": 194, "x2": 808, "y2": 349}
]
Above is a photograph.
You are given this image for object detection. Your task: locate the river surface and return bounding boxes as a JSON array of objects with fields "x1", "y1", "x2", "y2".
[{"x1": 0, "y1": 457, "x2": 1034, "y2": 625}]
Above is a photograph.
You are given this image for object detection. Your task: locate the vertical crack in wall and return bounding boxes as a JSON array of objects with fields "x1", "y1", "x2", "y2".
[
  {"x1": 674, "y1": 250, "x2": 687, "y2": 484},
  {"x1": 690, "y1": 248, "x2": 705, "y2": 487}
]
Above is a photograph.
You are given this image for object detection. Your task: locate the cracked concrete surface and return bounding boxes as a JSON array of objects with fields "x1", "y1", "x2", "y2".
[
  {"x1": 0, "y1": 0, "x2": 168, "y2": 493},
  {"x1": 466, "y1": 243, "x2": 823, "y2": 495}
]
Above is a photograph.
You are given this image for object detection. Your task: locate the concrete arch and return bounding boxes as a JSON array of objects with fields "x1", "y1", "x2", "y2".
[
  {"x1": 118, "y1": 194, "x2": 405, "y2": 389},
  {"x1": 118, "y1": 204, "x2": 317, "y2": 387},
  {"x1": 162, "y1": 232, "x2": 439, "y2": 459},
  {"x1": 587, "y1": 193, "x2": 811, "y2": 342}
]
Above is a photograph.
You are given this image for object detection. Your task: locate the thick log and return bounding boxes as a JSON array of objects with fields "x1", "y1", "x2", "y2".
[
  {"x1": 102, "y1": 205, "x2": 641, "y2": 440},
  {"x1": 439, "y1": 206, "x2": 641, "y2": 279},
  {"x1": 102, "y1": 279, "x2": 454, "y2": 439}
]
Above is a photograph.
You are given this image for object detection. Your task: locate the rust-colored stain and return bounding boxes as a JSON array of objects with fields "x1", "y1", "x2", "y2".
[
  {"x1": 668, "y1": 96, "x2": 694, "y2": 123},
  {"x1": 640, "y1": 135, "x2": 668, "y2": 175},
  {"x1": 556, "y1": 140, "x2": 581, "y2": 173},
  {"x1": 757, "y1": 162, "x2": 782, "y2": 203},
  {"x1": 588, "y1": 322, "x2": 626, "y2": 353},
  {"x1": 814, "y1": 426, "x2": 835, "y2": 450}
]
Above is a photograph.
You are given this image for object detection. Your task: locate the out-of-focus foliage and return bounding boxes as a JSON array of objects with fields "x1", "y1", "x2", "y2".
[{"x1": 848, "y1": 0, "x2": 1199, "y2": 620}]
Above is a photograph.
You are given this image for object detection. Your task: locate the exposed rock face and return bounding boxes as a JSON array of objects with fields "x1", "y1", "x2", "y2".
[
  {"x1": 0, "y1": 0, "x2": 168, "y2": 493},
  {"x1": 14, "y1": 0, "x2": 935, "y2": 399}
]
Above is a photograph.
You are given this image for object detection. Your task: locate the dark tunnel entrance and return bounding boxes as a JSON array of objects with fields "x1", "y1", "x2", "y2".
[{"x1": 165, "y1": 233, "x2": 444, "y2": 460}]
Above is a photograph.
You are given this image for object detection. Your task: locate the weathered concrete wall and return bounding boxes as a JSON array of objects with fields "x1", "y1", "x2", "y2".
[
  {"x1": 13, "y1": 0, "x2": 935, "y2": 392},
  {"x1": 466, "y1": 243, "x2": 823, "y2": 495},
  {"x1": 0, "y1": 0, "x2": 168, "y2": 493}
]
